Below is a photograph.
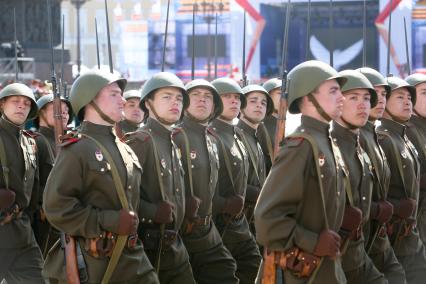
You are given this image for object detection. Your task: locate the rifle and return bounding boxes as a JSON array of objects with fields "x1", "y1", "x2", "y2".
[
  {"x1": 241, "y1": 11, "x2": 248, "y2": 87},
  {"x1": 403, "y1": 17, "x2": 411, "y2": 75}
]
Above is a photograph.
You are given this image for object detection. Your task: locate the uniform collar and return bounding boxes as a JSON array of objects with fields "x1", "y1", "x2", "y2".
[
  {"x1": 300, "y1": 115, "x2": 330, "y2": 135},
  {"x1": 182, "y1": 115, "x2": 206, "y2": 132},
  {"x1": 380, "y1": 118, "x2": 406, "y2": 137},
  {"x1": 38, "y1": 126, "x2": 55, "y2": 140},
  {"x1": 120, "y1": 119, "x2": 139, "y2": 131},
  {"x1": 237, "y1": 119, "x2": 257, "y2": 137},
  {"x1": 408, "y1": 115, "x2": 426, "y2": 129},
  {"x1": 0, "y1": 116, "x2": 22, "y2": 138},
  {"x1": 146, "y1": 117, "x2": 171, "y2": 137},
  {"x1": 332, "y1": 121, "x2": 358, "y2": 147},
  {"x1": 80, "y1": 121, "x2": 115, "y2": 137},
  {"x1": 362, "y1": 121, "x2": 375, "y2": 133},
  {"x1": 210, "y1": 118, "x2": 234, "y2": 134}
]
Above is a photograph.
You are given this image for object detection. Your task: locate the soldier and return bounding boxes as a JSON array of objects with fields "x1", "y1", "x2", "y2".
[
  {"x1": 358, "y1": 67, "x2": 406, "y2": 283},
  {"x1": 331, "y1": 70, "x2": 386, "y2": 283},
  {"x1": 125, "y1": 72, "x2": 195, "y2": 283},
  {"x1": 42, "y1": 69, "x2": 158, "y2": 283},
  {"x1": 404, "y1": 73, "x2": 426, "y2": 246},
  {"x1": 172, "y1": 79, "x2": 238, "y2": 284},
  {"x1": 254, "y1": 60, "x2": 347, "y2": 283},
  {"x1": 377, "y1": 76, "x2": 426, "y2": 283},
  {"x1": 119, "y1": 89, "x2": 144, "y2": 134},
  {"x1": 237, "y1": 84, "x2": 273, "y2": 234},
  {"x1": 258, "y1": 78, "x2": 281, "y2": 172},
  {"x1": 0, "y1": 83, "x2": 43, "y2": 283},
  {"x1": 210, "y1": 77, "x2": 261, "y2": 283},
  {"x1": 32, "y1": 93, "x2": 72, "y2": 256}
]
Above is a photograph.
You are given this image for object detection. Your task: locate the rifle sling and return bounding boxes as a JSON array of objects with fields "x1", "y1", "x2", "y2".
[{"x1": 0, "y1": 133, "x2": 9, "y2": 190}]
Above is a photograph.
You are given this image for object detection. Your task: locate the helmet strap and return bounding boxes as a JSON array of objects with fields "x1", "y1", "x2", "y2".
[
  {"x1": 146, "y1": 100, "x2": 176, "y2": 126},
  {"x1": 307, "y1": 93, "x2": 332, "y2": 122},
  {"x1": 384, "y1": 107, "x2": 408, "y2": 124},
  {"x1": 89, "y1": 101, "x2": 115, "y2": 125},
  {"x1": 340, "y1": 116, "x2": 359, "y2": 130}
]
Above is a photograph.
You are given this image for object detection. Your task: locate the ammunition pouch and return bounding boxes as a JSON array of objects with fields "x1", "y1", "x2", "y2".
[
  {"x1": 271, "y1": 247, "x2": 320, "y2": 278},
  {"x1": 141, "y1": 228, "x2": 177, "y2": 251},
  {"x1": 83, "y1": 232, "x2": 138, "y2": 258},
  {"x1": 0, "y1": 203, "x2": 23, "y2": 225}
]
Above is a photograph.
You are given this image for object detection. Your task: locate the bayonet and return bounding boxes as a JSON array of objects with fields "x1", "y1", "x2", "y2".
[
  {"x1": 61, "y1": 15, "x2": 66, "y2": 97},
  {"x1": 329, "y1": 0, "x2": 333, "y2": 67},
  {"x1": 191, "y1": 2, "x2": 196, "y2": 80},
  {"x1": 241, "y1": 11, "x2": 248, "y2": 87},
  {"x1": 305, "y1": 0, "x2": 311, "y2": 61},
  {"x1": 95, "y1": 17, "x2": 100, "y2": 70},
  {"x1": 214, "y1": 11, "x2": 218, "y2": 79},
  {"x1": 104, "y1": 0, "x2": 113, "y2": 73},
  {"x1": 362, "y1": 0, "x2": 367, "y2": 66},
  {"x1": 14, "y1": 8, "x2": 18, "y2": 81},
  {"x1": 162, "y1": 0, "x2": 171, "y2": 72},
  {"x1": 404, "y1": 17, "x2": 411, "y2": 75},
  {"x1": 386, "y1": 0, "x2": 393, "y2": 76}
]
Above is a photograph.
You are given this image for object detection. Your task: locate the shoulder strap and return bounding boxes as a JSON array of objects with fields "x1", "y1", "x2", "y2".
[
  {"x1": 0, "y1": 133, "x2": 9, "y2": 189},
  {"x1": 259, "y1": 122, "x2": 274, "y2": 163},
  {"x1": 236, "y1": 127, "x2": 261, "y2": 184},
  {"x1": 177, "y1": 128, "x2": 194, "y2": 196},
  {"x1": 216, "y1": 135, "x2": 235, "y2": 188},
  {"x1": 40, "y1": 134, "x2": 56, "y2": 163},
  {"x1": 80, "y1": 134, "x2": 129, "y2": 284}
]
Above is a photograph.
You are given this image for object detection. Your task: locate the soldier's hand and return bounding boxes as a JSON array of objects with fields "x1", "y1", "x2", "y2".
[
  {"x1": 185, "y1": 196, "x2": 201, "y2": 220},
  {"x1": 371, "y1": 200, "x2": 393, "y2": 224},
  {"x1": 0, "y1": 188, "x2": 16, "y2": 210},
  {"x1": 395, "y1": 198, "x2": 416, "y2": 219},
  {"x1": 314, "y1": 229, "x2": 341, "y2": 258},
  {"x1": 222, "y1": 195, "x2": 244, "y2": 216},
  {"x1": 117, "y1": 210, "x2": 139, "y2": 235},
  {"x1": 154, "y1": 200, "x2": 175, "y2": 224}
]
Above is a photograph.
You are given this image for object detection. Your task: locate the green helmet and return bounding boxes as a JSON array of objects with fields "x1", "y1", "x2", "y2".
[
  {"x1": 242, "y1": 84, "x2": 274, "y2": 116},
  {"x1": 123, "y1": 89, "x2": 141, "y2": 101},
  {"x1": 36, "y1": 94, "x2": 73, "y2": 124},
  {"x1": 0, "y1": 83, "x2": 38, "y2": 120},
  {"x1": 339, "y1": 70, "x2": 377, "y2": 108},
  {"x1": 185, "y1": 79, "x2": 223, "y2": 120},
  {"x1": 70, "y1": 69, "x2": 127, "y2": 119},
  {"x1": 387, "y1": 76, "x2": 416, "y2": 105},
  {"x1": 140, "y1": 72, "x2": 188, "y2": 113},
  {"x1": 356, "y1": 67, "x2": 391, "y2": 94},
  {"x1": 287, "y1": 60, "x2": 347, "y2": 114},
  {"x1": 262, "y1": 78, "x2": 281, "y2": 93},
  {"x1": 211, "y1": 77, "x2": 247, "y2": 109},
  {"x1": 405, "y1": 73, "x2": 426, "y2": 87}
]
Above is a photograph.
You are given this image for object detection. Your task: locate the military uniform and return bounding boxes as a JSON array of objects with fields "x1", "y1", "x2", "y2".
[
  {"x1": 360, "y1": 121, "x2": 406, "y2": 283},
  {"x1": 210, "y1": 118, "x2": 261, "y2": 284},
  {"x1": 257, "y1": 116, "x2": 276, "y2": 173},
  {"x1": 118, "y1": 119, "x2": 139, "y2": 134},
  {"x1": 173, "y1": 115, "x2": 238, "y2": 284},
  {"x1": 126, "y1": 117, "x2": 195, "y2": 283},
  {"x1": 0, "y1": 84, "x2": 44, "y2": 283}
]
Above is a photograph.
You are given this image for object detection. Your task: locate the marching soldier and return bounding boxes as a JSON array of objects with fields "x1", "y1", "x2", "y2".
[
  {"x1": 173, "y1": 79, "x2": 238, "y2": 283},
  {"x1": 32, "y1": 93, "x2": 72, "y2": 256},
  {"x1": 119, "y1": 89, "x2": 144, "y2": 134},
  {"x1": 125, "y1": 72, "x2": 195, "y2": 283},
  {"x1": 43, "y1": 70, "x2": 158, "y2": 283},
  {"x1": 210, "y1": 77, "x2": 261, "y2": 283},
  {"x1": 237, "y1": 84, "x2": 273, "y2": 234},
  {"x1": 404, "y1": 73, "x2": 426, "y2": 246},
  {"x1": 254, "y1": 60, "x2": 347, "y2": 283},
  {"x1": 377, "y1": 76, "x2": 426, "y2": 283},
  {"x1": 0, "y1": 83, "x2": 43, "y2": 283},
  {"x1": 331, "y1": 70, "x2": 385, "y2": 283},
  {"x1": 358, "y1": 67, "x2": 406, "y2": 283}
]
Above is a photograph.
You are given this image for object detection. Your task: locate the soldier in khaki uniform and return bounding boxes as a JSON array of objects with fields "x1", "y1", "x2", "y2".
[
  {"x1": 237, "y1": 84, "x2": 273, "y2": 233},
  {"x1": 210, "y1": 77, "x2": 261, "y2": 283},
  {"x1": 43, "y1": 70, "x2": 158, "y2": 283},
  {"x1": 125, "y1": 72, "x2": 195, "y2": 284},
  {"x1": 32, "y1": 93, "x2": 72, "y2": 256},
  {"x1": 377, "y1": 76, "x2": 426, "y2": 283},
  {"x1": 331, "y1": 70, "x2": 386, "y2": 283},
  {"x1": 119, "y1": 90, "x2": 144, "y2": 134},
  {"x1": 404, "y1": 73, "x2": 426, "y2": 246},
  {"x1": 0, "y1": 83, "x2": 44, "y2": 283},
  {"x1": 254, "y1": 60, "x2": 347, "y2": 284},
  {"x1": 358, "y1": 67, "x2": 406, "y2": 283},
  {"x1": 172, "y1": 79, "x2": 238, "y2": 284}
]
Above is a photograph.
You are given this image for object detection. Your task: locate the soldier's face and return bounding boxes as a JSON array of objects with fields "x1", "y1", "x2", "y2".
[
  {"x1": 414, "y1": 82, "x2": 426, "y2": 117},
  {"x1": 94, "y1": 82, "x2": 125, "y2": 123},
  {"x1": 1, "y1": 95, "x2": 31, "y2": 125},
  {"x1": 187, "y1": 87, "x2": 214, "y2": 121},
  {"x1": 147, "y1": 87, "x2": 183, "y2": 124},
  {"x1": 220, "y1": 93, "x2": 241, "y2": 121},
  {"x1": 242, "y1": 92, "x2": 267, "y2": 124},
  {"x1": 386, "y1": 88, "x2": 412, "y2": 121},
  {"x1": 312, "y1": 79, "x2": 344, "y2": 121},
  {"x1": 269, "y1": 88, "x2": 281, "y2": 113},
  {"x1": 339, "y1": 89, "x2": 371, "y2": 128},
  {"x1": 369, "y1": 86, "x2": 387, "y2": 120},
  {"x1": 123, "y1": 98, "x2": 144, "y2": 124},
  {"x1": 40, "y1": 101, "x2": 69, "y2": 129}
]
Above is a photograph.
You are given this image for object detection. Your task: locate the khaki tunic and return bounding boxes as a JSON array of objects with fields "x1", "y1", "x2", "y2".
[
  {"x1": 254, "y1": 115, "x2": 347, "y2": 284},
  {"x1": 0, "y1": 116, "x2": 43, "y2": 283},
  {"x1": 331, "y1": 122, "x2": 385, "y2": 283},
  {"x1": 119, "y1": 119, "x2": 139, "y2": 135},
  {"x1": 257, "y1": 115, "x2": 277, "y2": 174},
  {"x1": 360, "y1": 121, "x2": 406, "y2": 283},
  {"x1": 43, "y1": 121, "x2": 156, "y2": 283},
  {"x1": 377, "y1": 118, "x2": 426, "y2": 283}
]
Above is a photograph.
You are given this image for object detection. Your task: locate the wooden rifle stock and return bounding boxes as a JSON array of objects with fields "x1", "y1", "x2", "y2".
[{"x1": 61, "y1": 233, "x2": 80, "y2": 284}]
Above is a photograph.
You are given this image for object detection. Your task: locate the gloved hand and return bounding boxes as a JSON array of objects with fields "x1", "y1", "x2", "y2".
[
  {"x1": 222, "y1": 195, "x2": 244, "y2": 216},
  {"x1": 154, "y1": 200, "x2": 175, "y2": 224},
  {"x1": 116, "y1": 210, "x2": 139, "y2": 235},
  {"x1": 313, "y1": 229, "x2": 341, "y2": 258},
  {"x1": 339, "y1": 205, "x2": 363, "y2": 240},
  {"x1": 0, "y1": 188, "x2": 15, "y2": 210},
  {"x1": 394, "y1": 198, "x2": 416, "y2": 219},
  {"x1": 370, "y1": 200, "x2": 393, "y2": 224},
  {"x1": 185, "y1": 196, "x2": 201, "y2": 220}
]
